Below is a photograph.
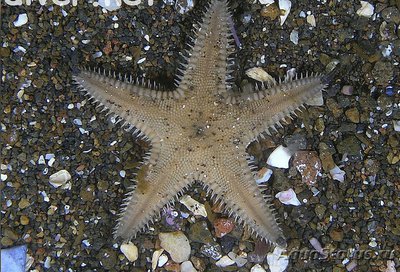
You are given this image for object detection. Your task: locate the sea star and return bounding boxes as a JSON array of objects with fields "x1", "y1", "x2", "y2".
[{"x1": 73, "y1": 0, "x2": 329, "y2": 248}]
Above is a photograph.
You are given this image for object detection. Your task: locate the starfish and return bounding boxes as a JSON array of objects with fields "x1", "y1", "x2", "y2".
[{"x1": 73, "y1": 0, "x2": 329, "y2": 248}]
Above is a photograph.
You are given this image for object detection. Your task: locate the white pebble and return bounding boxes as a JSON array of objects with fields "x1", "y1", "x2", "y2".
[
  {"x1": 119, "y1": 170, "x2": 126, "y2": 178},
  {"x1": 13, "y1": 13, "x2": 28, "y2": 27},
  {"x1": 259, "y1": 0, "x2": 274, "y2": 5},
  {"x1": 215, "y1": 255, "x2": 235, "y2": 267},
  {"x1": 275, "y1": 188, "x2": 301, "y2": 206},
  {"x1": 38, "y1": 155, "x2": 46, "y2": 165},
  {"x1": 306, "y1": 14, "x2": 316, "y2": 27},
  {"x1": 251, "y1": 264, "x2": 267, "y2": 272},
  {"x1": 179, "y1": 195, "x2": 207, "y2": 217},
  {"x1": 393, "y1": 120, "x2": 400, "y2": 132},
  {"x1": 181, "y1": 260, "x2": 197, "y2": 272},
  {"x1": 157, "y1": 254, "x2": 168, "y2": 267},
  {"x1": 120, "y1": 242, "x2": 138, "y2": 262},
  {"x1": 1, "y1": 174, "x2": 8, "y2": 181},
  {"x1": 356, "y1": 1, "x2": 374, "y2": 18},
  {"x1": 289, "y1": 30, "x2": 299, "y2": 45},
  {"x1": 49, "y1": 170, "x2": 71, "y2": 188},
  {"x1": 267, "y1": 145, "x2": 292, "y2": 169},
  {"x1": 159, "y1": 231, "x2": 191, "y2": 263},
  {"x1": 97, "y1": 0, "x2": 121, "y2": 11},
  {"x1": 48, "y1": 157, "x2": 55, "y2": 167}
]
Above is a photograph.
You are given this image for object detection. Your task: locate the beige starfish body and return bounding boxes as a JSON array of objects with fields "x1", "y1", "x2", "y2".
[{"x1": 73, "y1": 0, "x2": 327, "y2": 248}]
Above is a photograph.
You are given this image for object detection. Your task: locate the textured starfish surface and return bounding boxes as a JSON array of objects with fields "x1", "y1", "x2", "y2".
[{"x1": 73, "y1": 0, "x2": 328, "y2": 247}]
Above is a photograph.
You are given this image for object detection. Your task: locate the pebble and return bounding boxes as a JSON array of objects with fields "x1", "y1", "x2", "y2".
[
  {"x1": 345, "y1": 108, "x2": 360, "y2": 123},
  {"x1": 151, "y1": 249, "x2": 164, "y2": 270},
  {"x1": 381, "y1": 7, "x2": 400, "y2": 24},
  {"x1": 120, "y1": 242, "x2": 138, "y2": 262},
  {"x1": 292, "y1": 151, "x2": 322, "y2": 186},
  {"x1": 20, "y1": 215, "x2": 29, "y2": 225},
  {"x1": 266, "y1": 247, "x2": 288, "y2": 272},
  {"x1": 13, "y1": 14, "x2": 28, "y2": 27},
  {"x1": 180, "y1": 260, "x2": 197, "y2": 272},
  {"x1": 200, "y1": 243, "x2": 222, "y2": 260},
  {"x1": 97, "y1": 248, "x2": 117, "y2": 270},
  {"x1": 18, "y1": 198, "x2": 30, "y2": 209},
  {"x1": 49, "y1": 169, "x2": 71, "y2": 188},
  {"x1": 251, "y1": 264, "x2": 267, "y2": 272},
  {"x1": 329, "y1": 228, "x2": 344, "y2": 242},
  {"x1": 215, "y1": 255, "x2": 235, "y2": 267},
  {"x1": 159, "y1": 231, "x2": 191, "y2": 263},
  {"x1": 356, "y1": 1, "x2": 374, "y2": 18},
  {"x1": 213, "y1": 218, "x2": 235, "y2": 238},
  {"x1": 188, "y1": 220, "x2": 213, "y2": 244},
  {"x1": 158, "y1": 254, "x2": 168, "y2": 267},
  {"x1": 341, "y1": 85, "x2": 354, "y2": 95}
]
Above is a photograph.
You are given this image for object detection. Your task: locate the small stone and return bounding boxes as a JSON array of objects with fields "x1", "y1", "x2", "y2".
[
  {"x1": 260, "y1": 4, "x2": 280, "y2": 20},
  {"x1": 251, "y1": 264, "x2": 267, "y2": 272},
  {"x1": 18, "y1": 198, "x2": 30, "y2": 209},
  {"x1": 181, "y1": 260, "x2": 197, "y2": 272},
  {"x1": 120, "y1": 242, "x2": 138, "y2": 262},
  {"x1": 13, "y1": 13, "x2": 28, "y2": 27},
  {"x1": 345, "y1": 108, "x2": 360, "y2": 123},
  {"x1": 336, "y1": 135, "x2": 361, "y2": 156},
  {"x1": 152, "y1": 249, "x2": 164, "y2": 270},
  {"x1": 180, "y1": 195, "x2": 207, "y2": 217},
  {"x1": 356, "y1": 1, "x2": 374, "y2": 18},
  {"x1": 292, "y1": 151, "x2": 322, "y2": 186},
  {"x1": 381, "y1": 7, "x2": 400, "y2": 24},
  {"x1": 315, "y1": 204, "x2": 326, "y2": 220},
  {"x1": 188, "y1": 221, "x2": 213, "y2": 244},
  {"x1": 49, "y1": 170, "x2": 71, "y2": 188},
  {"x1": 158, "y1": 254, "x2": 169, "y2": 267},
  {"x1": 159, "y1": 231, "x2": 191, "y2": 263},
  {"x1": 214, "y1": 218, "x2": 235, "y2": 238},
  {"x1": 329, "y1": 228, "x2": 344, "y2": 242},
  {"x1": 200, "y1": 243, "x2": 222, "y2": 260},
  {"x1": 216, "y1": 255, "x2": 235, "y2": 267},
  {"x1": 341, "y1": 85, "x2": 354, "y2": 95},
  {"x1": 20, "y1": 215, "x2": 29, "y2": 225}
]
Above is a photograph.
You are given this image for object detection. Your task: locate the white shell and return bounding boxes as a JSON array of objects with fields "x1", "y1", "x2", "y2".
[
  {"x1": 120, "y1": 242, "x2": 138, "y2": 262},
  {"x1": 245, "y1": 67, "x2": 277, "y2": 85},
  {"x1": 393, "y1": 120, "x2": 400, "y2": 132},
  {"x1": 49, "y1": 170, "x2": 71, "y2": 188},
  {"x1": 275, "y1": 188, "x2": 301, "y2": 206},
  {"x1": 385, "y1": 260, "x2": 396, "y2": 272},
  {"x1": 279, "y1": 0, "x2": 292, "y2": 26},
  {"x1": 329, "y1": 165, "x2": 346, "y2": 182},
  {"x1": 267, "y1": 145, "x2": 292, "y2": 169},
  {"x1": 266, "y1": 247, "x2": 289, "y2": 272},
  {"x1": 13, "y1": 14, "x2": 28, "y2": 27},
  {"x1": 179, "y1": 195, "x2": 207, "y2": 217},
  {"x1": 151, "y1": 249, "x2": 164, "y2": 270},
  {"x1": 216, "y1": 255, "x2": 235, "y2": 267},
  {"x1": 356, "y1": 1, "x2": 374, "y2": 18}
]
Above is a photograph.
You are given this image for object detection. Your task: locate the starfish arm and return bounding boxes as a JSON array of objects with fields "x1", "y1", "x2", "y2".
[
  {"x1": 205, "y1": 149, "x2": 286, "y2": 247},
  {"x1": 114, "y1": 147, "x2": 192, "y2": 240},
  {"x1": 235, "y1": 74, "x2": 327, "y2": 144},
  {"x1": 73, "y1": 69, "x2": 182, "y2": 164},
  {"x1": 176, "y1": 0, "x2": 233, "y2": 97}
]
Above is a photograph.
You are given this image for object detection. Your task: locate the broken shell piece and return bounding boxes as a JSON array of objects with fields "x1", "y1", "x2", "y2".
[
  {"x1": 275, "y1": 188, "x2": 301, "y2": 206},
  {"x1": 267, "y1": 145, "x2": 293, "y2": 169},
  {"x1": 216, "y1": 255, "x2": 235, "y2": 267},
  {"x1": 49, "y1": 170, "x2": 71, "y2": 188},
  {"x1": 279, "y1": 0, "x2": 292, "y2": 26},
  {"x1": 356, "y1": 1, "x2": 374, "y2": 18},
  {"x1": 393, "y1": 120, "x2": 400, "y2": 132},
  {"x1": 329, "y1": 165, "x2": 346, "y2": 182},
  {"x1": 259, "y1": 0, "x2": 274, "y2": 5},
  {"x1": 158, "y1": 254, "x2": 168, "y2": 267},
  {"x1": 120, "y1": 241, "x2": 138, "y2": 262},
  {"x1": 266, "y1": 246, "x2": 289, "y2": 272},
  {"x1": 151, "y1": 249, "x2": 164, "y2": 270},
  {"x1": 309, "y1": 237, "x2": 327, "y2": 257},
  {"x1": 179, "y1": 195, "x2": 207, "y2": 217},
  {"x1": 245, "y1": 67, "x2": 277, "y2": 85},
  {"x1": 255, "y1": 167, "x2": 273, "y2": 185}
]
